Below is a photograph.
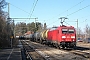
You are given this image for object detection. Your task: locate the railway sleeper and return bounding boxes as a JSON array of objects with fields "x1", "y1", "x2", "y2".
[{"x1": 71, "y1": 51, "x2": 90, "y2": 58}]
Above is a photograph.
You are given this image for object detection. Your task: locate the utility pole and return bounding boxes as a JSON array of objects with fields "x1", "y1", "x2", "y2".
[
  {"x1": 76, "y1": 19, "x2": 78, "y2": 42},
  {"x1": 35, "y1": 18, "x2": 36, "y2": 28},
  {"x1": 13, "y1": 20, "x2": 15, "y2": 38},
  {"x1": 85, "y1": 19, "x2": 87, "y2": 42},
  {"x1": 8, "y1": 2, "x2": 12, "y2": 47},
  {"x1": 8, "y1": 3, "x2": 10, "y2": 18},
  {"x1": 34, "y1": 18, "x2": 38, "y2": 32}
]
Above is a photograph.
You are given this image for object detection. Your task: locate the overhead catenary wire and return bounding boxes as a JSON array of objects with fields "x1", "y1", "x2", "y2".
[
  {"x1": 66, "y1": 5, "x2": 90, "y2": 17},
  {"x1": 47, "y1": 0, "x2": 85, "y2": 21},
  {"x1": 65, "y1": 4, "x2": 90, "y2": 27},
  {"x1": 26, "y1": 0, "x2": 36, "y2": 23},
  {"x1": 66, "y1": 0, "x2": 85, "y2": 12},
  {"x1": 60, "y1": 0, "x2": 85, "y2": 17},
  {"x1": 47, "y1": 4, "x2": 90, "y2": 27},
  {"x1": 9, "y1": 3, "x2": 31, "y2": 15},
  {"x1": 8, "y1": 1, "x2": 89, "y2": 30},
  {"x1": 29, "y1": 0, "x2": 38, "y2": 19},
  {"x1": 29, "y1": 0, "x2": 36, "y2": 15},
  {"x1": 46, "y1": 0, "x2": 85, "y2": 27},
  {"x1": 8, "y1": 3, "x2": 38, "y2": 31}
]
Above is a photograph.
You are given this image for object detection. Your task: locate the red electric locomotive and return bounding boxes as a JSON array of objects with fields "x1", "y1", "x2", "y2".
[{"x1": 47, "y1": 25, "x2": 76, "y2": 48}]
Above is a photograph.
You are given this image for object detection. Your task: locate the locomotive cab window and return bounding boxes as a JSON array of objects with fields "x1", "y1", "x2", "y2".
[
  {"x1": 62, "y1": 29, "x2": 74, "y2": 34},
  {"x1": 62, "y1": 29, "x2": 68, "y2": 33},
  {"x1": 68, "y1": 29, "x2": 74, "y2": 33}
]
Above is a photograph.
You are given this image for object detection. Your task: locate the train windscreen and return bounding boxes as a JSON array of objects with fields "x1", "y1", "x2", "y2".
[
  {"x1": 68, "y1": 29, "x2": 74, "y2": 33},
  {"x1": 62, "y1": 29, "x2": 68, "y2": 33},
  {"x1": 62, "y1": 29, "x2": 74, "y2": 34}
]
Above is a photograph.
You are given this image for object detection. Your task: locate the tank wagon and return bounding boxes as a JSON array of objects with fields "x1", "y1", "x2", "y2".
[
  {"x1": 24, "y1": 34, "x2": 33, "y2": 41},
  {"x1": 39, "y1": 30, "x2": 48, "y2": 44},
  {"x1": 33, "y1": 32, "x2": 40, "y2": 42},
  {"x1": 24, "y1": 34, "x2": 30, "y2": 40}
]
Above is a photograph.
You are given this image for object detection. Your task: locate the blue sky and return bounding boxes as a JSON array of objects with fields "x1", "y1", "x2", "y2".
[{"x1": 4, "y1": 0, "x2": 90, "y2": 30}]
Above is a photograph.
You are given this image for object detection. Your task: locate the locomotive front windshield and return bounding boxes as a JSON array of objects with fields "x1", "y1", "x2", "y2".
[
  {"x1": 62, "y1": 29, "x2": 74, "y2": 34},
  {"x1": 68, "y1": 29, "x2": 74, "y2": 33},
  {"x1": 62, "y1": 29, "x2": 68, "y2": 33}
]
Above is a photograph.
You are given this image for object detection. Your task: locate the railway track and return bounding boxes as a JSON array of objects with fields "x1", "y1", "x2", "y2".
[
  {"x1": 21, "y1": 40, "x2": 90, "y2": 60},
  {"x1": 70, "y1": 46, "x2": 90, "y2": 58},
  {"x1": 21, "y1": 40, "x2": 46, "y2": 60},
  {"x1": 21, "y1": 40, "x2": 62, "y2": 60}
]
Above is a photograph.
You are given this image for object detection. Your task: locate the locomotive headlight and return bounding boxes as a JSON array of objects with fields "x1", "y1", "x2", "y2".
[
  {"x1": 62, "y1": 36, "x2": 66, "y2": 38},
  {"x1": 71, "y1": 36, "x2": 75, "y2": 38},
  {"x1": 72, "y1": 39, "x2": 75, "y2": 41}
]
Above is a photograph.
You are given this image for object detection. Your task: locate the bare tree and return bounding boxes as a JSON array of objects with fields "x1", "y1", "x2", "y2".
[
  {"x1": 0, "y1": 0, "x2": 7, "y2": 9},
  {"x1": 0, "y1": 0, "x2": 11, "y2": 48},
  {"x1": 85, "y1": 24, "x2": 90, "y2": 37},
  {"x1": 78, "y1": 27, "x2": 83, "y2": 38},
  {"x1": 83, "y1": 24, "x2": 90, "y2": 43}
]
